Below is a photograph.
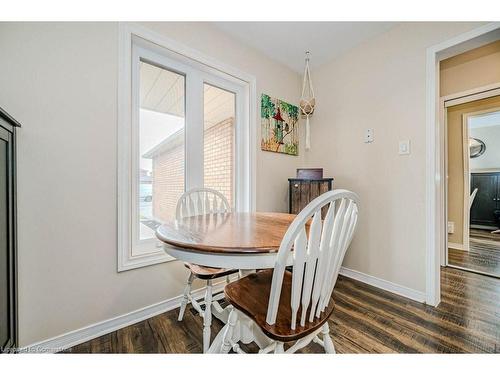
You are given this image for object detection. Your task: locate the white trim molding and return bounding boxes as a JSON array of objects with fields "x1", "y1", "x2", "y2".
[
  {"x1": 425, "y1": 22, "x2": 500, "y2": 307},
  {"x1": 20, "y1": 283, "x2": 225, "y2": 353},
  {"x1": 459, "y1": 105, "x2": 500, "y2": 254},
  {"x1": 443, "y1": 82, "x2": 500, "y2": 107},
  {"x1": 117, "y1": 23, "x2": 257, "y2": 271},
  {"x1": 340, "y1": 267, "x2": 426, "y2": 303},
  {"x1": 448, "y1": 242, "x2": 467, "y2": 251}
]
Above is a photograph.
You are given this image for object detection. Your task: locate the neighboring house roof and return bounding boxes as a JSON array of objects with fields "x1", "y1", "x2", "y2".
[
  {"x1": 142, "y1": 129, "x2": 184, "y2": 159},
  {"x1": 0, "y1": 106, "x2": 22, "y2": 127},
  {"x1": 142, "y1": 116, "x2": 234, "y2": 160}
]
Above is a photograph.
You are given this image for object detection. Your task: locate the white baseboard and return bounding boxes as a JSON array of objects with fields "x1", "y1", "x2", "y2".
[
  {"x1": 20, "y1": 282, "x2": 225, "y2": 353},
  {"x1": 448, "y1": 242, "x2": 466, "y2": 251},
  {"x1": 22, "y1": 268, "x2": 426, "y2": 353},
  {"x1": 339, "y1": 267, "x2": 426, "y2": 303}
]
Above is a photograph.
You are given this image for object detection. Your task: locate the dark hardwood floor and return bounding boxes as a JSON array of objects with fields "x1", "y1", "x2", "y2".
[
  {"x1": 448, "y1": 230, "x2": 500, "y2": 276},
  {"x1": 64, "y1": 267, "x2": 500, "y2": 354},
  {"x1": 470, "y1": 228, "x2": 500, "y2": 242}
]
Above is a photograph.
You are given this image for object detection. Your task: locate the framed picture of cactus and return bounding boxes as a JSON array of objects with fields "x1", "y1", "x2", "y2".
[{"x1": 261, "y1": 94, "x2": 299, "y2": 156}]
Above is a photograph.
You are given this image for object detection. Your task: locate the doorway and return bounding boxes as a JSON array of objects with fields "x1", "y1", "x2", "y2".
[{"x1": 446, "y1": 95, "x2": 500, "y2": 277}]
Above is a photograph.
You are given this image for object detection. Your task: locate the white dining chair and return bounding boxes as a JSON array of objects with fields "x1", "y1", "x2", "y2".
[
  {"x1": 221, "y1": 189, "x2": 359, "y2": 354},
  {"x1": 470, "y1": 188, "x2": 478, "y2": 209},
  {"x1": 175, "y1": 187, "x2": 239, "y2": 353}
]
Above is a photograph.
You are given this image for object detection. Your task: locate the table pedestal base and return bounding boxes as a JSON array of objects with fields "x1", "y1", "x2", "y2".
[{"x1": 207, "y1": 307, "x2": 272, "y2": 353}]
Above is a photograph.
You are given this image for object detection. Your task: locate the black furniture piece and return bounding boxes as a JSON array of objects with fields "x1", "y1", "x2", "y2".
[
  {"x1": 470, "y1": 172, "x2": 500, "y2": 229},
  {"x1": 288, "y1": 178, "x2": 334, "y2": 215},
  {"x1": 0, "y1": 107, "x2": 20, "y2": 352}
]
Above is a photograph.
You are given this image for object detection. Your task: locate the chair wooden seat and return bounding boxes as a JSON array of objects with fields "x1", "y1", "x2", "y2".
[
  {"x1": 224, "y1": 269, "x2": 334, "y2": 342},
  {"x1": 184, "y1": 263, "x2": 238, "y2": 280}
]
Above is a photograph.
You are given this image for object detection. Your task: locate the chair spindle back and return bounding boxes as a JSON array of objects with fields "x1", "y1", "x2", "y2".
[
  {"x1": 176, "y1": 188, "x2": 231, "y2": 220},
  {"x1": 266, "y1": 189, "x2": 359, "y2": 329}
]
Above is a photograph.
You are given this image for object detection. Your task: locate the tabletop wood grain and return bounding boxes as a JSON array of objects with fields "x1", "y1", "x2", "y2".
[{"x1": 156, "y1": 212, "x2": 297, "y2": 254}]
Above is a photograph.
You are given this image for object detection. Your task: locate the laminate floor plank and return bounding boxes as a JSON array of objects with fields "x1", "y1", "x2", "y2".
[
  {"x1": 449, "y1": 230, "x2": 500, "y2": 276},
  {"x1": 65, "y1": 267, "x2": 500, "y2": 354}
]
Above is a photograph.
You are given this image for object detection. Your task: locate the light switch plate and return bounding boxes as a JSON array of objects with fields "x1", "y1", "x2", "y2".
[
  {"x1": 364, "y1": 128, "x2": 374, "y2": 143},
  {"x1": 448, "y1": 221, "x2": 455, "y2": 234},
  {"x1": 399, "y1": 140, "x2": 410, "y2": 155}
]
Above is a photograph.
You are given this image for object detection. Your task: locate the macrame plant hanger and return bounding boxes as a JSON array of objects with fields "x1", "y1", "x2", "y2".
[{"x1": 300, "y1": 51, "x2": 316, "y2": 150}]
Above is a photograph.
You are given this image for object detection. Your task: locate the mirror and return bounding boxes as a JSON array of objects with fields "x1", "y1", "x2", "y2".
[{"x1": 469, "y1": 138, "x2": 486, "y2": 158}]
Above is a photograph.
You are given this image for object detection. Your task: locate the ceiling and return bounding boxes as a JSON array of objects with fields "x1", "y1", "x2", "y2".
[
  {"x1": 140, "y1": 61, "x2": 235, "y2": 128},
  {"x1": 212, "y1": 22, "x2": 397, "y2": 73}
]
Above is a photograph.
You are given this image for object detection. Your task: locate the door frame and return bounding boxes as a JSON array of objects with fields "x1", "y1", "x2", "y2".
[
  {"x1": 442, "y1": 91, "x2": 500, "y2": 264},
  {"x1": 425, "y1": 22, "x2": 500, "y2": 306},
  {"x1": 462, "y1": 105, "x2": 500, "y2": 251}
]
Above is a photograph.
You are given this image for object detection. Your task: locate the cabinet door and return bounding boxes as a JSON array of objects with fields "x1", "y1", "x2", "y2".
[
  {"x1": 299, "y1": 182, "x2": 310, "y2": 213},
  {"x1": 470, "y1": 174, "x2": 498, "y2": 226},
  {"x1": 290, "y1": 182, "x2": 300, "y2": 214},
  {"x1": 0, "y1": 129, "x2": 10, "y2": 350}
]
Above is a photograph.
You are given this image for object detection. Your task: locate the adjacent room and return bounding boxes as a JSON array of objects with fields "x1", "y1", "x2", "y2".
[
  {"x1": 444, "y1": 40, "x2": 500, "y2": 277},
  {"x1": 1, "y1": 17, "x2": 499, "y2": 359}
]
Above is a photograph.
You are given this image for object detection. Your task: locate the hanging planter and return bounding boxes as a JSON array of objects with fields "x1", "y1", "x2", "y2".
[{"x1": 300, "y1": 51, "x2": 316, "y2": 150}]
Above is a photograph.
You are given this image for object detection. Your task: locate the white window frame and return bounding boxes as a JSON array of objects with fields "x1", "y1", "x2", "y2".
[{"x1": 118, "y1": 23, "x2": 256, "y2": 272}]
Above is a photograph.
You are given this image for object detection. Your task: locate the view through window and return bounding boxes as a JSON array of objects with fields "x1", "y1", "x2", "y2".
[
  {"x1": 137, "y1": 64, "x2": 237, "y2": 241},
  {"x1": 139, "y1": 61, "x2": 185, "y2": 240},
  {"x1": 203, "y1": 83, "x2": 235, "y2": 207}
]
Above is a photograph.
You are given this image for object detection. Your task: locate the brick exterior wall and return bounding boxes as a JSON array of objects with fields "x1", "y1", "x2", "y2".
[
  {"x1": 152, "y1": 142, "x2": 185, "y2": 222},
  {"x1": 151, "y1": 117, "x2": 234, "y2": 222},
  {"x1": 204, "y1": 117, "x2": 234, "y2": 207}
]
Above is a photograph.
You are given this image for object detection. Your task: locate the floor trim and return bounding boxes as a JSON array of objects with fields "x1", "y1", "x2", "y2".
[
  {"x1": 20, "y1": 282, "x2": 225, "y2": 353},
  {"x1": 22, "y1": 268, "x2": 427, "y2": 352},
  {"x1": 447, "y1": 264, "x2": 500, "y2": 279},
  {"x1": 448, "y1": 242, "x2": 467, "y2": 251},
  {"x1": 340, "y1": 267, "x2": 427, "y2": 303}
]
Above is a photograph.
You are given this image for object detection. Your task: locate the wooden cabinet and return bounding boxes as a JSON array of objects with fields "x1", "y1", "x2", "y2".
[
  {"x1": 470, "y1": 172, "x2": 500, "y2": 228},
  {"x1": 0, "y1": 107, "x2": 20, "y2": 352},
  {"x1": 288, "y1": 178, "x2": 333, "y2": 215}
]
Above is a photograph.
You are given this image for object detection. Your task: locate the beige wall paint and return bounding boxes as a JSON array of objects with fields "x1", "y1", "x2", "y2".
[
  {"x1": 0, "y1": 22, "x2": 302, "y2": 346},
  {"x1": 440, "y1": 40, "x2": 500, "y2": 97},
  {"x1": 441, "y1": 40, "x2": 500, "y2": 246},
  {"x1": 302, "y1": 22, "x2": 484, "y2": 293}
]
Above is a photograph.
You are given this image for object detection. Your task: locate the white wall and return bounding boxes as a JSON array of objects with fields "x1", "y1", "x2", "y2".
[
  {"x1": 470, "y1": 125, "x2": 500, "y2": 170},
  {"x1": 302, "y1": 22, "x2": 484, "y2": 293},
  {"x1": 0, "y1": 22, "x2": 301, "y2": 346}
]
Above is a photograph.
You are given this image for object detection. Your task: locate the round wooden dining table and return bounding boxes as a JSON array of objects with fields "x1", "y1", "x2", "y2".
[
  {"x1": 155, "y1": 211, "x2": 298, "y2": 353},
  {"x1": 156, "y1": 212, "x2": 297, "y2": 270}
]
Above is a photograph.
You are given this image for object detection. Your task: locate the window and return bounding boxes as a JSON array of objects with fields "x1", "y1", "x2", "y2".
[{"x1": 118, "y1": 25, "x2": 255, "y2": 271}]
